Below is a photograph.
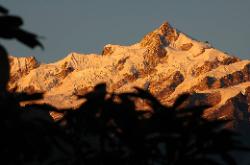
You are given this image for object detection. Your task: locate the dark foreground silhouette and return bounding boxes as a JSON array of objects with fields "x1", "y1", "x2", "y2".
[{"x1": 0, "y1": 5, "x2": 249, "y2": 165}]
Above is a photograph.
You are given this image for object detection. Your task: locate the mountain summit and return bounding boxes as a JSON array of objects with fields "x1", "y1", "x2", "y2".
[{"x1": 8, "y1": 22, "x2": 250, "y2": 127}]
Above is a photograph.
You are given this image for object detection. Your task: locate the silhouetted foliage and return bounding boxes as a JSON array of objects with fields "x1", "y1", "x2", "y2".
[
  {"x1": 52, "y1": 85, "x2": 248, "y2": 165},
  {"x1": 0, "y1": 5, "x2": 63, "y2": 165},
  {"x1": 0, "y1": 4, "x2": 249, "y2": 165},
  {"x1": 0, "y1": 6, "x2": 43, "y2": 49}
]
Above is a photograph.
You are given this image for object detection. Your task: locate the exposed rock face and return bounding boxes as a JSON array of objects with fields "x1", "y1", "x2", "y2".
[
  {"x1": 102, "y1": 46, "x2": 113, "y2": 56},
  {"x1": 204, "y1": 93, "x2": 250, "y2": 130},
  {"x1": 178, "y1": 92, "x2": 222, "y2": 110},
  {"x1": 8, "y1": 56, "x2": 39, "y2": 90},
  {"x1": 140, "y1": 21, "x2": 178, "y2": 58},
  {"x1": 8, "y1": 21, "x2": 250, "y2": 127},
  {"x1": 191, "y1": 62, "x2": 250, "y2": 91},
  {"x1": 150, "y1": 71, "x2": 184, "y2": 98},
  {"x1": 191, "y1": 56, "x2": 240, "y2": 77}
]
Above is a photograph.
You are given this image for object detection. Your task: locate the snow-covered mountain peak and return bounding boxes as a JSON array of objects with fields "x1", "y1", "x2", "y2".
[{"x1": 7, "y1": 22, "x2": 250, "y2": 126}]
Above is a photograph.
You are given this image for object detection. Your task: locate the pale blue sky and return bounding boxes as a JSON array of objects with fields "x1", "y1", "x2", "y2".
[{"x1": 1, "y1": 0, "x2": 250, "y2": 62}]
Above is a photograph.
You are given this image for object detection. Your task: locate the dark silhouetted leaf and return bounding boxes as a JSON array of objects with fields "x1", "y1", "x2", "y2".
[
  {"x1": 15, "y1": 29, "x2": 44, "y2": 49},
  {"x1": 0, "y1": 5, "x2": 8, "y2": 14},
  {"x1": 14, "y1": 92, "x2": 43, "y2": 101},
  {"x1": 0, "y1": 44, "x2": 9, "y2": 92},
  {"x1": 173, "y1": 93, "x2": 190, "y2": 109},
  {"x1": 0, "y1": 15, "x2": 23, "y2": 27}
]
